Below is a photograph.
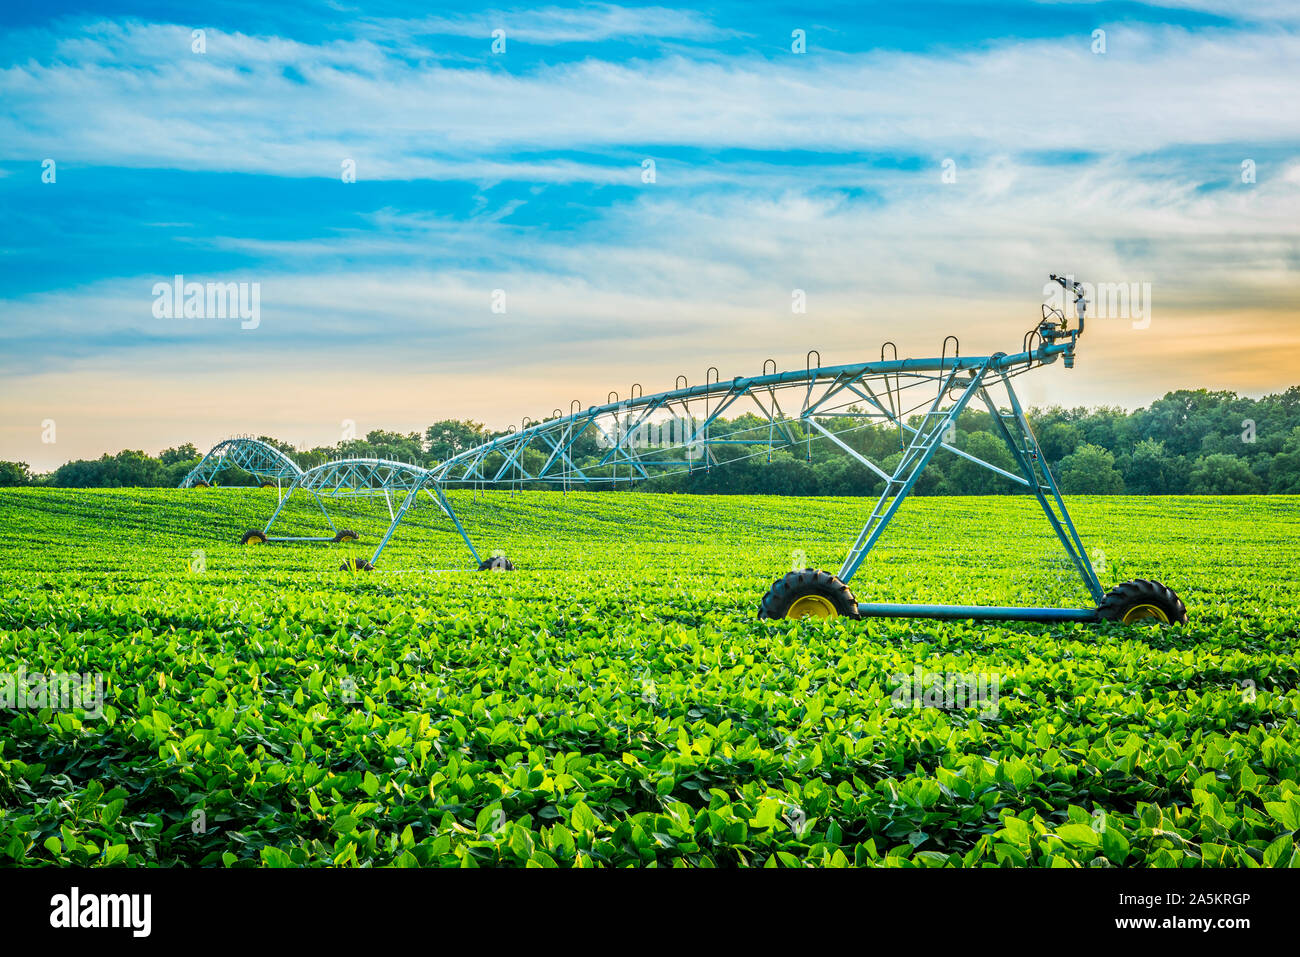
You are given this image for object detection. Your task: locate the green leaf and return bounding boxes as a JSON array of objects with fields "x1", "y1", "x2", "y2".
[
  {"x1": 263, "y1": 846, "x2": 294, "y2": 867},
  {"x1": 1265, "y1": 801, "x2": 1300, "y2": 831},
  {"x1": 1101, "y1": 826, "x2": 1130, "y2": 864},
  {"x1": 103, "y1": 843, "x2": 130, "y2": 865},
  {"x1": 509, "y1": 826, "x2": 536, "y2": 859},
  {"x1": 1056, "y1": 823, "x2": 1100, "y2": 846},
  {"x1": 753, "y1": 798, "x2": 781, "y2": 829},
  {"x1": 571, "y1": 802, "x2": 599, "y2": 833},
  {"x1": 1264, "y1": 834, "x2": 1293, "y2": 867},
  {"x1": 101, "y1": 798, "x2": 125, "y2": 827}
]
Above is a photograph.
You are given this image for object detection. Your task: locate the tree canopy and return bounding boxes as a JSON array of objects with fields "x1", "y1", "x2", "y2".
[{"x1": 5, "y1": 388, "x2": 1300, "y2": 495}]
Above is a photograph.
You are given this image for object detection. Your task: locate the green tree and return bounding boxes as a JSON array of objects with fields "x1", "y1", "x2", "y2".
[
  {"x1": 1122, "y1": 438, "x2": 1182, "y2": 494},
  {"x1": 0, "y1": 461, "x2": 33, "y2": 486},
  {"x1": 815, "y1": 455, "x2": 882, "y2": 496},
  {"x1": 1077, "y1": 407, "x2": 1135, "y2": 454},
  {"x1": 1189, "y1": 453, "x2": 1261, "y2": 494},
  {"x1": 425, "y1": 420, "x2": 488, "y2": 463},
  {"x1": 160, "y1": 443, "x2": 199, "y2": 466},
  {"x1": 109, "y1": 450, "x2": 167, "y2": 487},
  {"x1": 294, "y1": 448, "x2": 330, "y2": 470},
  {"x1": 163, "y1": 459, "x2": 198, "y2": 487},
  {"x1": 756, "y1": 453, "x2": 820, "y2": 495},
  {"x1": 1266, "y1": 427, "x2": 1300, "y2": 493},
  {"x1": 1133, "y1": 390, "x2": 1241, "y2": 458},
  {"x1": 256, "y1": 436, "x2": 297, "y2": 456},
  {"x1": 1057, "y1": 443, "x2": 1125, "y2": 494},
  {"x1": 337, "y1": 430, "x2": 424, "y2": 463},
  {"x1": 941, "y1": 431, "x2": 1019, "y2": 494},
  {"x1": 52, "y1": 451, "x2": 166, "y2": 488},
  {"x1": 880, "y1": 451, "x2": 945, "y2": 495},
  {"x1": 50, "y1": 458, "x2": 108, "y2": 487},
  {"x1": 1037, "y1": 421, "x2": 1083, "y2": 462}
]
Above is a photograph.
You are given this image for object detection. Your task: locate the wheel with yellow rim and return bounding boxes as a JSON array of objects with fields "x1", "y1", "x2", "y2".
[
  {"x1": 332, "y1": 529, "x2": 359, "y2": 543},
  {"x1": 758, "y1": 568, "x2": 860, "y2": 620},
  {"x1": 240, "y1": 528, "x2": 268, "y2": 545},
  {"x1": 1096, "y1": 578, "x2": 1187, "y2": 625}
]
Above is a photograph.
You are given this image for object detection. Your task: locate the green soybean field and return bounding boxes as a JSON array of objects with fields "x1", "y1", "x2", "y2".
[{"x1": 1, "y1": 487, "x2": 1298, "y2": 868}]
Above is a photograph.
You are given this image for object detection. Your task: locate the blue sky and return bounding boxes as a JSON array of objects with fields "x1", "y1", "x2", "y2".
[{"x1": 2, "y1": 1, "x2": 1298, "y2": 468}]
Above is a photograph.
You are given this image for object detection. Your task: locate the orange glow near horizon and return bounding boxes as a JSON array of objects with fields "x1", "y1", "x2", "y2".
[{"x1": 3, "y1": 302, "x2": 1298, "y2": 473}]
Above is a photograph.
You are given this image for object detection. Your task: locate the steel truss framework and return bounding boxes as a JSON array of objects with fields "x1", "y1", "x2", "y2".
[
  {"x1": 181, "y1": 437, "x2": 303, "y2": 489},
  {"x1": 185, "y1": 277, "x2": 1126, "y2": 622}
]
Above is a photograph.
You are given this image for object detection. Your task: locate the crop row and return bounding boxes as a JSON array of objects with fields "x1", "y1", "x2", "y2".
[{"x1": 1, "y1": 489, "x2": 1297, "y2": 866}]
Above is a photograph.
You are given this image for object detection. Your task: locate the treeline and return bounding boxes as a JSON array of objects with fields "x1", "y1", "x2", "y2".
[
  {"x1": 0, "y1": 421, "x2": 496, "y2": 490},
  {"x1": 3, "y1": 387, "x2": 1300, "y2": 495}
]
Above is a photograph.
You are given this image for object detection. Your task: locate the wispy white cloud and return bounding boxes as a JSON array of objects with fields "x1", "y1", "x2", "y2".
[
  {"x1": 3, "y1": 20, "x2": 1298, "y2": 178},
  {"x1": 1034, "y1": 0, "x2": 1300, "y2": 23},
  {"x1": 6, "y1": 152, "x2": 1297, "y2": 375},
  {"x1": 360, "y1": 4, "x2": 736, "y2": 45}
]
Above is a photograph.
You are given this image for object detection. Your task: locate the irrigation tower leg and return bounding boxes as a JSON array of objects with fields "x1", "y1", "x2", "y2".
[
  {"x1": 979, "y1": 374, "x2": 1105, "y2": 603},
  {"x1": 310, "y1": 491, "x2": 338, "y2": 536},
  {"x1": 367, "y1": 487, "x2": 420, "y2": 568},
  {"x1": 431, "y1": 485, "x2": 483, "y2": 566},
  {"x1": 262, "y1": 486, "x2": 337, "y2": 538},
  {"x1": 837, "y1": 360, "x2": 992, "y2": 585},
  {"x1": 364, "y1": 485, "x2": 484, "y2": 569},
  {"x1": 261, "y1": 485, "x2": 293, "y2": 534}
]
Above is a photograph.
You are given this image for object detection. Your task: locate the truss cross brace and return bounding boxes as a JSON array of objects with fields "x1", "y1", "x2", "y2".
[{"x1": 835, "y1": 361, "x2": 1101, "y2": 606}]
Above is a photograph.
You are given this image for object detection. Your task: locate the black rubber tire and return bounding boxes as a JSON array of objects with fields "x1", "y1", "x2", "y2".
[
  {"x1": 758, "y1": 568, "x2": 860, "y2": 620},
  {"x1": 478, "y1": 555, "x2": 515, "y2": 572},
  {"x1": 332, "y1": 529, "x2": 359, "y2": 543},
  {"x1": 194, "y1": 481, "x2": 210, "y2": 488},
  {"x1": 340, "y1": 558, "x2": 374, "y2": 572},
  {"x1": 1096, "y1": 578, "x2": 1188, "y2": 625},
  {"x1": 240, "y1": 529, "x2": 268, "y2": 545}
]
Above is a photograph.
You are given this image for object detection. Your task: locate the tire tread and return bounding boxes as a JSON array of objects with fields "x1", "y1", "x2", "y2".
[
  {"x1": 1096, "y1": 578, "x2": 1188, "y2": 625},
  {"x1": 758, "y1": 568, "x2": 859, "y2": 620}
]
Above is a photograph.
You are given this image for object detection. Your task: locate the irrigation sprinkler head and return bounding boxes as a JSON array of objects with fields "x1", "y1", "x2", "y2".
[{"x1": 1031, "y1": 273, "x2": 1089, "y2": 367}]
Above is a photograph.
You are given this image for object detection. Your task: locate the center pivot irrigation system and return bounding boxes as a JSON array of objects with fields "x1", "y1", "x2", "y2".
[{"x1": 183, "y1": 275, "x2": 1188, "y2": 626}]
